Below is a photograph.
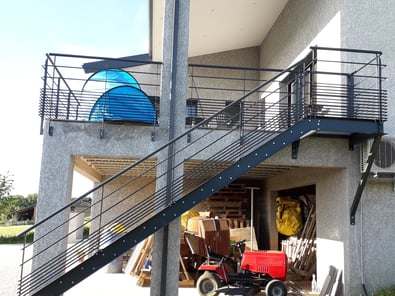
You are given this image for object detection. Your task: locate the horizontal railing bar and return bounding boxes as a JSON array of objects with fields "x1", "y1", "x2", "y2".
[
  {"x1": 47, "y1": 52, "x2": 163, "y2": 65},
  {"x1": 311, "y1": 45, "x2": 382, "y2": 55}
]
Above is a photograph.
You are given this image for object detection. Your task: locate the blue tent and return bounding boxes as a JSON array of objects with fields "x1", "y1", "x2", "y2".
[
  {"x1": 82, "y1": 69, "x2": 140, "y2": 95},
  {"x1": 89, "y1": 85, "x2": 156, "y2": 124}
]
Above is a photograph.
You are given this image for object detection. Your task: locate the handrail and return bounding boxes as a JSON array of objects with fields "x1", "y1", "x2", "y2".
[
  {"x1": 18, "y1": 55, "x2": 308, "y2": 239},
  {"x1": 48, "y1": 52, "x2": 163, "y2": 66},
  {"x1": 45, "y1": 54, "x2": 79, "y2": 105},
  {"x1": 311, "y1": 45, "x2": 382, "y2": 55}
]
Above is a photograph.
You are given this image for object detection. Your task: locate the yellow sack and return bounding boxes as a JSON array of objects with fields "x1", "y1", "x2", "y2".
[{"x1": 276, "y1": 197, "x2": 303, "y2": 236}]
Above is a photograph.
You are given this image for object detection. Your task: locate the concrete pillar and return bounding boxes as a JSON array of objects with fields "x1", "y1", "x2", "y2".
[
  {"x1": 150, "y1": 0, "x2": 190, "y2": 296},
  {"x1": 33, "y1": 124, "x2": 74, "y2": 275},
  {"x1": 68, "y1": 209, "x2": 85, "y2": 243}
]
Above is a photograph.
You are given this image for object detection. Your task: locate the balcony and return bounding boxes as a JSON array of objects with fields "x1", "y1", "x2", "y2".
[{"x1": 39, "y1": 47, "x2": 387, "y2": 136}]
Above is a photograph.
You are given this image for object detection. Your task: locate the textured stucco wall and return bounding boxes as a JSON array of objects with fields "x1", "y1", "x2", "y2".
[
  {"x1": 342, "y1": 1, "x2": 395, "y2": 293},
  {"x1": 263, "y1": 136, "x2": 357, "y2": 292},
  {"x1": 89, "y1": 175, "x2": 156, "y2": 235},
  {"x1": 189, "y1": 46, "x2": 261, "y2": 101},
  {"x1": 190, "y1": 46, "x2": 260, "y2": 68},
  {"x1": 343, "y1": 0, "x2": 395, "y2": 134},
  {"x1": 357, "y1": 181, "x2": 395, "y2": 292},
  {"x1": 260, "y1": 0, "x2": 342, "y2": 70},
  {"x1": 258, "y1": 0, "x2": 395, "y2": 294},
  {"x1": 34, "y1": 121, "x2": 158, "y2": 269}
]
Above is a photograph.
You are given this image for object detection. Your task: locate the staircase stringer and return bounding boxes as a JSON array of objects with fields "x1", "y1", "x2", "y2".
[{"x1": 32, "y1": 119, "x2": 324, "y2": 296}]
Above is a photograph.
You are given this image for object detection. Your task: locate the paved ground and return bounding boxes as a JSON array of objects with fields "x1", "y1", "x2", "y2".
[
  {"x1": 0, "y1": 244, "x2": 200, "y2": 296},
  {"x1": 1, "y1": 244, "x2": 311, "y2": 296},
  {"x1": 0, "y1": 244, "x2": 25, "y2": 296}
]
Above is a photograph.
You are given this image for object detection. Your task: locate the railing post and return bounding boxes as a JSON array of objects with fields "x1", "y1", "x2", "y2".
[
  {"x1": 378, "y1": 54, "x2": 383, "y2": 122},
  {"x1": 347, "y1": 74, "x2": 355, "y2": 118},
  {"x1": 97, "y1": 186, "x2": 105, "y2": 251},
  {"x1": 18, "y1": 236, "x2": 27, "y2": 296},
  {"x1": 295, "y1": 71, "x2": 303, "y2": 123},
  {"x1": 67, "y1": 92, "x2": 71, "y2": 120},
  {"x1": 239, "y1": 101, "x2": 244, "y2": 145},
  {"x1": 55, "y1": 77, "x2": 61, "y2": 119},
  {"x1": 311, "y1": 47, "x2": 317, "y2": 106},
  {"x1": 40, "y1": 58, "x2": 49, "y2": 135}
]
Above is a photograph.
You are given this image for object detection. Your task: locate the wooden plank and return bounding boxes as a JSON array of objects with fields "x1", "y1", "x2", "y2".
[
  {"x1": 179, "y1": 255, "x2": 190, "y2": 281},
  {"x1": 179, "y1": 280, "x2": 195, "y2": 287},
  {"x1": 130, "y1": 235, "x2": 153, "y2": 276},
  {"x1": 124, "y1": 239, "x2": 146, "y2": 275},
  {"x1": 136, "y1": 270, "x2": 151, "y2": 287}
]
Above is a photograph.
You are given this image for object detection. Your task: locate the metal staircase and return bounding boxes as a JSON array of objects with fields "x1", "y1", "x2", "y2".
[{"x1": 18, "y1": 47, "x2": 386, "y2": 296}]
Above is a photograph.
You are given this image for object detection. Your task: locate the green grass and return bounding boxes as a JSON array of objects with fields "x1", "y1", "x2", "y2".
[
  {"x1": 0, "y1": 225, "x2": 34, "y2": 243},
  {"x1": 375, "y1": 286, "x2": 395, "y2": 296}
]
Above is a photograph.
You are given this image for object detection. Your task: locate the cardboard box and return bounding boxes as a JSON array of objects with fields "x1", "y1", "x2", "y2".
[
  {"x1": 186, "y1": 216, "x2": 206, "y2": 234},
  {"x1": 229, "y1": 227, "x2": 258, "y2": 250},
  {"x1": 198, "y1": 218, "x2": 230, "y2": 256}
]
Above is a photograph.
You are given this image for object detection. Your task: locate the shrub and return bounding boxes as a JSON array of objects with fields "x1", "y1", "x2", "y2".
[{"x1": 0, "y1": 231, "x2": 34, "y2": 244}]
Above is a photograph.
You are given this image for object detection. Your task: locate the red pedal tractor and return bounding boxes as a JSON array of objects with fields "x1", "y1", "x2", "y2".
[{"x1": 193, "y1": 239, "x2": 288, "y2": 296}]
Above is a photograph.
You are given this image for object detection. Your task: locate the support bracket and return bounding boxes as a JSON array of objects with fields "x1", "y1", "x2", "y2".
[
  {"x1": 292, "y1": 141, "x2": 300, "y2": 159},
  {"x1": 350, "y1": 135, "x2": 382, "y2": 225}
]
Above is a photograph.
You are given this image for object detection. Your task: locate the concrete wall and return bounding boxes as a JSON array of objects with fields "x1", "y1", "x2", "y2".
[
  {"x1": 343, "y1": 0, "x2": 395, "y2": 133},
  {"x1": 263, "y1": 136, "x2": 358, "y2": 294},
  {"x1": 342, "y1": 4, "x2": 395, "y2": 290},
  {"x1": 189, "y1": 46, "x2": 261, "y2": 101},
  {"x1": 257, "y1": 0, "x2": 395, "y2": 294},
  {"x1": 34, "y1": 121, "x2": 158, "y2": 269},
  {"x1": 190, "y1": 46, "x2": 260, "y2": 68},
  {"x1": 260, "y1": 0, "x2": 342, "y2": 70},
  {"x1": 90, "y1": 175, "x2": 156, "y2": 235}
]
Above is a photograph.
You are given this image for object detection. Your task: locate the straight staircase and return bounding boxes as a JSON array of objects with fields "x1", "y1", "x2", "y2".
[{"x1": 17, "y1": 47, "x2": 386, "y2": 295}]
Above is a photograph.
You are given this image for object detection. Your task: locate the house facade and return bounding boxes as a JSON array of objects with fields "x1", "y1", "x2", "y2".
[{"x1": 18, "y1": 1, "x2": 394, "y2": 296}]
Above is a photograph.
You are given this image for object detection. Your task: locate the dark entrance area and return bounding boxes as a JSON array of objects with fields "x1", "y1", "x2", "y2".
[{"x1": 276, "y1": 185, "x2": 317, "y2": 279}]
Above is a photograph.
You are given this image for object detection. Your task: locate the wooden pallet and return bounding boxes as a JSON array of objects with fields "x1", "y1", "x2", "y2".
[
  {"x1": 125, "y1": 235, "x2": 153, "y2": 276},
  {"x1": 289, "y1": 205, "x2": 317, "y2": 278},
  {"x1": 204, "y1": 183, "x2": 248, "y2": 219},
  {"x1": 130, "y1": 236, "x2": 197, "y2": 287}
]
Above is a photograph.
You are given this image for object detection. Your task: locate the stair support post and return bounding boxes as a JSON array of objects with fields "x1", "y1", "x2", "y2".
[{"x1": 350, "y1": 135, "x2": 382, "y2": 225}]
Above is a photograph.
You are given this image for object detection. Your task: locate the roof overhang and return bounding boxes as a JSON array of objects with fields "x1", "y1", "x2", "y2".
[{"x1": 150, "y1": 0, "x2": 288, "y2": 60}]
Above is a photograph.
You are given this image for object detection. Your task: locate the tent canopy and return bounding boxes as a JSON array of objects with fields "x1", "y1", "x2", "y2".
[{"x1": 89, "y1": 85, "x2": 156, "y2": 124}]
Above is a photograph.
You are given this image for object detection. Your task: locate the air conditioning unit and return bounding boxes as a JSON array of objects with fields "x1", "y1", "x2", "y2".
[{"x1": 361, "y1": 136, "x2": 395, "y2": 176}]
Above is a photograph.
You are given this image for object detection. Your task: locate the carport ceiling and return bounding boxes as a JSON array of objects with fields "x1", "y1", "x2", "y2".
[
  {"x1": 76, "y1": 156, "x2": 299, "y2": 180},
  {"x1": 150, "y1": 0, "x2": 289, "y2": 60}
]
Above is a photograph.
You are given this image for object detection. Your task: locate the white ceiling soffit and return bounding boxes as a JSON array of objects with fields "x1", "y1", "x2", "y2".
[{"x1": 151, "y1": 0, "x2": 288, "y2": 61}]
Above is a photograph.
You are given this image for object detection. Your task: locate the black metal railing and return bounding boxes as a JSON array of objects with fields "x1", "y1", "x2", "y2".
[
  {"x1": 38, "y1": 48, "x2": 386, "y2": 135},
  {"x1": 19, "y1": 47, "x2": 386, "y2": 295},
  {"x1": 38, "y1": 54, "x2": 163, "y2": 134}
]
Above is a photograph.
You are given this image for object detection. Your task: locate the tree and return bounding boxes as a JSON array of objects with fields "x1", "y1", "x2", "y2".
[
  {"x1": 0, "y1": 172, "x2": 14, "y2": 199},
  {"x1": 0, "y1": 194, "x2": 37, "y2": 222}
]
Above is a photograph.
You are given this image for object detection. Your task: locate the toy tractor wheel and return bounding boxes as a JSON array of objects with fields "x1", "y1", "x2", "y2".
[
  {"x1": 196, "y1": 271, "x2": 222, "y2": 296},
  {"x1": 266, "y1": 279, "x2": 287, "y2": 296}
]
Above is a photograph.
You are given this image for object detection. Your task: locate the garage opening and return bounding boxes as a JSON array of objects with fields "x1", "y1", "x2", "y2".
[{"x1": 276, "y1": 185, "x2": 317, "y2": 279}]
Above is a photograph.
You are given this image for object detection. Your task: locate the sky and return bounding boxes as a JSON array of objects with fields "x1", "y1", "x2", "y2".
[{"x1": 0, "y1": 0, "x2": 149, "y2": 196}]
